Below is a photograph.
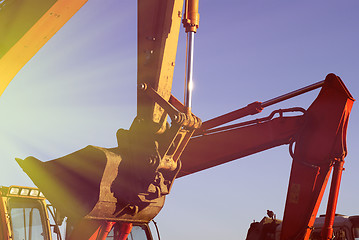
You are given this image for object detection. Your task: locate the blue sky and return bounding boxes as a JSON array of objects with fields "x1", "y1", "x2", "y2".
[{"x1": 1, "y1": 1, "x2": 359, "y2": 239}]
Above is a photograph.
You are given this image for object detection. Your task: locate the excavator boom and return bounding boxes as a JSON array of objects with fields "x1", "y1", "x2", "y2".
[
  {"x1": 281, "y1": 74, "x2": 354, "y2": 240},
  {"x1": 0, "y1": 0, "x2": 88, "y2": 97},
  {"x1": 179, "y1": 74, "x2": 354, "y2": 240}
]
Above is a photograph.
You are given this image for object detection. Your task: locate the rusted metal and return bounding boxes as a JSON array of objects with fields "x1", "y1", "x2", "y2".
[{"x1": 16, "y1": 145, "x2": 167, "y2": 224}]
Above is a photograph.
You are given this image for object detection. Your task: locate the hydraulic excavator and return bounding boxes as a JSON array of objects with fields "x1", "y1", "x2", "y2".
[{"x1": 0, "y1": 0, "x2": 355, "y2": 240}]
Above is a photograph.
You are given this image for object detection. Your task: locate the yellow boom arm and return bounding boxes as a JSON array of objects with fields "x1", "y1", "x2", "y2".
[{"x1": 0, "y1": 0, "x2": 87, "y2": 98}]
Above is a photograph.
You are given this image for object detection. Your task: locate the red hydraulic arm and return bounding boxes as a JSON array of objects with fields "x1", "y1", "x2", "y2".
[
  {"x1": 178, "y1": 78, "x2": 326, "y2": 177},
  {"x1": 178, "y1": 74, "x2": 354, "y2": 240},
  {"x1": 178, "y1": 109, "x2": 305, "y2": 177},
  {"x1": 281, "y1": 74, "x2": 354, "y2": 240},
  {"x1": 68, "y1": 220, "x2": 132, "y2": 240}
]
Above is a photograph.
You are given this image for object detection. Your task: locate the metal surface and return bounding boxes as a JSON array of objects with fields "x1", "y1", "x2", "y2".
[
  {"x1": 0, "y1": 0, "x2": 56, "y2": 58},
  {"x1": 137, "y1": 83, "x2": 201, "y2": 173},
  {"x1": 0, "y1": 186, "x2": 52, "y2": 240},
  {"x1": 68, "y1": 220, "x2": 118, "y2": 240},
  {"x1": 182, "y1": 0, "x2": 199, "y2": 112},
  {"x1": 16, "y1": 1, "x2": 197, "y2": 237},
  {"x1": 185, "y1": 32, "x2": 195, "y2": 110},
  {"x1": 261, "y1": 80, "x2": 325, "y2": 108},
  {"x1": 280, "y1": 74, "x2": 354, "y2": 240},
  {"x1": 137, "y1": 0, "x2": 184, "y2": 133},
  {"x1": 7, "y1": 1, "x2": 355, "y2": 239},
  {"x1": 179, "y1": 114, "x2": 304, "y2": 177},
  {"x1": 199, "y1": 101, "x2": 262, "y2": 131},
  {"x1": 197, "y1": 107, "x2": 305, "y2": 136},
  {"x1": 182, "y1": 0, "x2": 199, "y2": 33},
  {"x1": 179, "y1": 74, "x2": 355, "y2": 240},
  {"x1": 0, "y1": 0, "x2": 88, "y2": 98},
  {"x1": 321, "y1": 158, "x2": 345, "y2": 240},
  {"x1": 16, "y1": 145, "x2": 167, "y2": 223},
  {"x1": 200, "y1": 80, "x2": 326, "y2": 132},
  {"x1": 0, "y1": 190, "x2": 9, "y2": 239}
]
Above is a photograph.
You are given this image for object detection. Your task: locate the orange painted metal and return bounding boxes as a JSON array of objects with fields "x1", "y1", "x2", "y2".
[
  {"x1": 115, "y1": 223, "x2": 133, "y2": 240},
  {"x1": 0, "y1": 0, "x2": 88, "y2": 98},
  {"x1": 68, "y1": 220, "x2": 115, "y2": 240},
  {"x1": 83, "y1": 221, "x2": 132, "y2": 240},
  {"x1": 182, "y1": 0, "x2": 200, "y2": 33},
  {"x1": 0, "y1": 0, "x2": 56, "y2": 58},
  {"x1": 280, "y1": 74, "x2": 354, "y2": 240},
  {"x1": 66, "y1": 215, "x2": 133, "y2": 240}
]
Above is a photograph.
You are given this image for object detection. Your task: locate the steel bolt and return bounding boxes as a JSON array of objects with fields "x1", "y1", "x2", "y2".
[{"x1": 138, "y1": 83, "x2": 147, "y2": 91}]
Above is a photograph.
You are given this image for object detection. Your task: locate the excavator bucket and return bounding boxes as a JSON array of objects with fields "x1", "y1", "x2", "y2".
[
  {"x1": 16, "y1": 143, "x2": 165, "y2": 223},
  {"x1": 280, "y1": 74, "x2": 354, "y2": 240}
]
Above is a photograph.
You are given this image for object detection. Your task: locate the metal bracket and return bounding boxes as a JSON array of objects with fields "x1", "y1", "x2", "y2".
[
  {"x1": 138, "y1": 83, "x2": 202, "y2": 172},
  {"x1": 113, "y1": 83, "x2": 202, "y2": 201}
]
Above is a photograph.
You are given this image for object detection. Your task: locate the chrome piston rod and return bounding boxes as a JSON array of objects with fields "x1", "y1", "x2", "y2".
[
  {"x1": 262, "y1": 80, "x2": 325, "y2": 108},
  {"x1": 185, "y1": 32, "x2": 195, "y2": 111}
]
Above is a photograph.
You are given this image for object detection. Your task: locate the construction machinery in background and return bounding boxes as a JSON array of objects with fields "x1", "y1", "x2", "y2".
[
  {"x1": 0, "y1": 186, "x2": 54, "y2": 240},
  {"x1": 0, "y1": 0, "x2": 356, "y2": 239},
  {"x1": 0, "y1": 185, "x2": 158, "y2": 240},
  {"x1": 308, "y1": 215, "x2": 359, "y2": 240},
  {"x1": 246, "y1": 211, "x2": 359, "y2": 240}
]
